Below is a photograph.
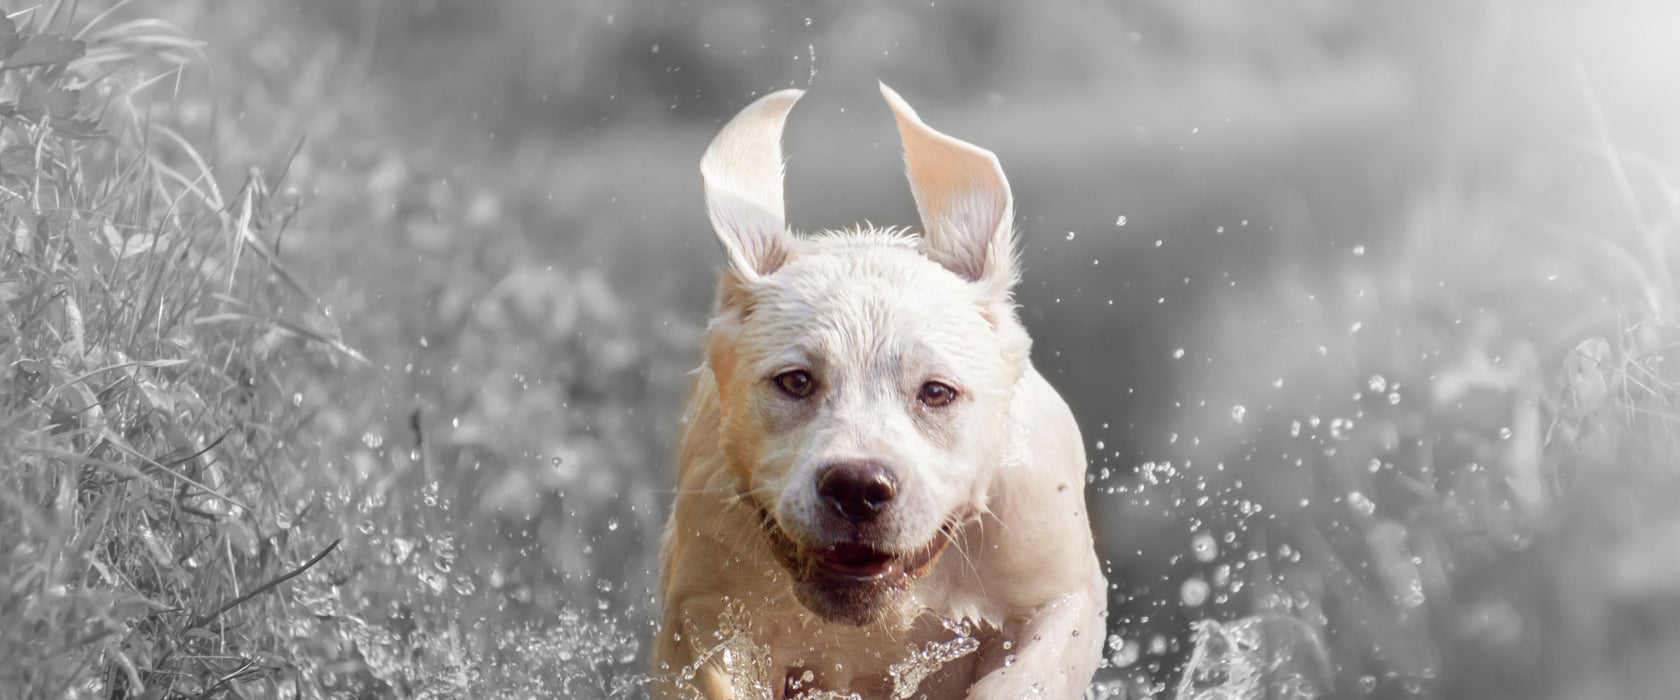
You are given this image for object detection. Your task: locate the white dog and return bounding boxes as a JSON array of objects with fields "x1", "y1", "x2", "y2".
[{"x1": 652, "y1": 84, "x2": 1106, "y2": 699}]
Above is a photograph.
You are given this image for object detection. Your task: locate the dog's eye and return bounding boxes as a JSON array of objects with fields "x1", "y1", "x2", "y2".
[
  {"x1": 918, "y1": 381, "x2": 958, "y2": 407},
  {"x1": 775, "y1": 370, "x2": 816, "y2": 399}
]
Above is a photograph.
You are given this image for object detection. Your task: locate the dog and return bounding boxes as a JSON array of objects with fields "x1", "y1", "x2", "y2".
[{"x1": 652, "y1": 84, "x2": 1106, "y2": 699}]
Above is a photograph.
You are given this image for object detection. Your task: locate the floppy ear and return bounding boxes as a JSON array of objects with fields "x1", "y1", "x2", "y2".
[
  {"x1": 700, "y1": 89, "x2": 805, "y2": 282},
  {"x1": 881, "y1": 83, "x2": 1017, "y2": 295}
]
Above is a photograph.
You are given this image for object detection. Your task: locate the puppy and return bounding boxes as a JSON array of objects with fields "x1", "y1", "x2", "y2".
[{"x1": 653, "y1": 84, "x2": 1106, "y2": 699}]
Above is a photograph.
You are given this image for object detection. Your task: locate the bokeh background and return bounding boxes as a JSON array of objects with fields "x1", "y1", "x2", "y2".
[{"x1": 6, "y1": 0, "x2": 1680, "y2": 697}]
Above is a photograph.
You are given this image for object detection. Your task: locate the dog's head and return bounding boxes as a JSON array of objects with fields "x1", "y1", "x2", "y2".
[{"x1": 698, "y1": 85, "x2": 1031, "y2": 625}]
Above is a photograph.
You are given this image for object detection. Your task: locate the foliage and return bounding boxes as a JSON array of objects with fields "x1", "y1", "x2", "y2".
[{"x1": 0, "y1": 4, "x2": 348, "y2": 697}]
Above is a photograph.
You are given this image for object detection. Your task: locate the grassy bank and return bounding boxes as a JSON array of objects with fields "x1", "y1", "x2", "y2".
[{"x1": 0, "y1": 3, "x2": 665, "y2": 696}]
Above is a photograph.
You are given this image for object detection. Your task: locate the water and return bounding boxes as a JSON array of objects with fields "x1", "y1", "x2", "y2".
[
  {"x1": 667, "y1": 600, "x2": 985, "y2": 699},
  {"x1": 1173, "y1": 615, "x2": 1332, "y2": 700}
]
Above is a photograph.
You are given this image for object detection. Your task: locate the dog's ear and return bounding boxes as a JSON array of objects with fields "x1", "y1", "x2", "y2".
[
  {"x1": 881, "y1": 83, "x2": 1017, "y2": 296},
  {"x1": 701, "y1": 89, "x2": 804, "y2": 283}
]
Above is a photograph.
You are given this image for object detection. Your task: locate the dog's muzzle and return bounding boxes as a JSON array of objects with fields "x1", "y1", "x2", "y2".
[{"x1": 755, "y1": 502, "x2": 954, "y2": 626}]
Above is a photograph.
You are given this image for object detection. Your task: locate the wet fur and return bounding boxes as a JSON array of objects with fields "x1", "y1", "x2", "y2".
[{"x1": 652, "y1": 86, "x2": 1106, "y2": 699}]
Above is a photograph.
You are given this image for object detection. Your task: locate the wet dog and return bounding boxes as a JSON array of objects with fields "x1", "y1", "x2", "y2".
[{"x1": 653, "y1": 85, "x2": 1106, "y2": 699}]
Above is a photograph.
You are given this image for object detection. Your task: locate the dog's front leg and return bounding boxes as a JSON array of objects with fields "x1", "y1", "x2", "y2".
[
  {"x1": 966, "y1": 586, "x2": 1106, "y2": 698},
  {"x1": 651, "y1": 661, "x2": 738, "y2": 700},
  {"x1": 650, "y1": 601, "x2": 743, "y2": 700}
]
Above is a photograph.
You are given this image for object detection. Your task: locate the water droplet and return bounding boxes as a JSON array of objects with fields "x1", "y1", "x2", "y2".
[
  {"x1": 388, "y1": 537, "x2": 414, "y2": 564},
  {"x1": 1353, "y1": 245, "x2": 1366, "y2": 256},
  {"x1": 1109, "y1": 638, "x2": 1141, "y2": 668},
  {"x1": 1180, "y1": 576, "x2": 1210, "y2": 606},
  {"x1": 1065, "y1": 231, "x2": 1076, "y2": 241},
  {"x1": 1192, "y1": 532, "x2": 1218, "y2": 562},
  {"x1": 417, "y1": 568, "x2": 446, "y2": 594},
  {"x1": 1172, "y1": 348, "x2": 1186, "y2": 359},
  {"x1": 1148, "y1": 634, "x2": 1168, "y2": 654},
  {"x1": 1349, "y1": 491, "x2": 1375, "y2": 515}
]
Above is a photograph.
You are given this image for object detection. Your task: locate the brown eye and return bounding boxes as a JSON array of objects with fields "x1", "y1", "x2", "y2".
[
  {"x1": 919, "y1": 381, "x2": 957, "y2": 407},
  {"x1": 775, "y1": 370, "x2": 815, "y2": 399}
]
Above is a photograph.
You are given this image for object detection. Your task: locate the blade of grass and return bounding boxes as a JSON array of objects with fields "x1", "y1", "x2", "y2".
[{"x1": 188, "y1": 538, "x2": 341, "y2": 628}]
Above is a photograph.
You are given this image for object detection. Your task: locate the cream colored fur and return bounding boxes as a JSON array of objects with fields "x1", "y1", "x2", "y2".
[{"x1": 652, "y1": 84, "x2": 1106, "y2": 699}]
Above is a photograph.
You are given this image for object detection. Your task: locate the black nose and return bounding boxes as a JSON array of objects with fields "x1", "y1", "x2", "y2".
[{"x1": 817, "y1": 462, "x2": 898, "y2": 523}]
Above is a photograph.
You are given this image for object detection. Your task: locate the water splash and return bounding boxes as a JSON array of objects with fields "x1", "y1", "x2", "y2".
[
  {"x1": 672, "y1": 601, "x2": 982, "y2": 699},
  {"x1": 887, "y1": 619, "x2": 982, "y2": 698},
  {"x1": 677, "y1": 598, "x2": 776, "y2": 700},
  {"x1": 1173, "y1": 615, "x2": 1332, "y2": 700}
]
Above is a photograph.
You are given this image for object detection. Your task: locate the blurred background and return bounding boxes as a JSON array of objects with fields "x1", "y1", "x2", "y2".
[{"x1": 64, "y1": 0, "x2": 1680, "y2": 696}]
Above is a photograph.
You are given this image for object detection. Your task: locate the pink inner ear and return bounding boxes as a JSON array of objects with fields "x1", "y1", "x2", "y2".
[
  {"x1": 701, "y1": 89, "x2": 805, "y2": 281},
  {"x1": 881, "y1": 84, "x2": 1015, "y2": 289},
  {"x1": 704, "y1": 187, "x2": 792, "y2": 278},
  {"x1": 925, "y1": 186, "x2": 1010, "y2": 282}
]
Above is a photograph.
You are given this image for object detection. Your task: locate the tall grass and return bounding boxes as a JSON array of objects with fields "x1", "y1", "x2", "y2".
[
  {"x1": 0, "y1": 2, "x2": 678, "y2": 697},
  {"x1": 0, "y1": 5, "x2": 346, "y2": 697}
]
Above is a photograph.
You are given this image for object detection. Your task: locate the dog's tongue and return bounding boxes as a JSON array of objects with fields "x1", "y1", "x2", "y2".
[{"x1": 816, "y1": 542, "x2": 900, "y2": 579}]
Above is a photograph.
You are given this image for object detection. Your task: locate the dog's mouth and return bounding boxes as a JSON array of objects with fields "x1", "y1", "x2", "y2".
[
  {"x1": 804, "y1": 527, "x2": 952, "y2": 580},
  {"x1": 755, "y1": 505, "x2": 953, "y2": 583}
]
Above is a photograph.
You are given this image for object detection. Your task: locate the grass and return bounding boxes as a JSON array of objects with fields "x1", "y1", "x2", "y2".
[
  {"x1": 0, "y1": 3, "x2": 344, "y2": 697},
  {"x1": 2, "y1": 1, "x2": 1678, "y2": 699},
  {"x1": 0, "y1": 2, "x2": 651, "y2": 696},
  {"x1": 0, "y1": 1, "x2": 683, "y2": 697}
]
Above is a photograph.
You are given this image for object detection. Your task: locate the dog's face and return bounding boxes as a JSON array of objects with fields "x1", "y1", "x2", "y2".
[{"x1": 698, "y1": 86, "x2": 1031, "y2": 625}]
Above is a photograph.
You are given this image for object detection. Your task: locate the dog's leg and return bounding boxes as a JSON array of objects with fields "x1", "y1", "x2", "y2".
[
  {"x1": 956, "y1": 369, "x2": 1108, "y2": 698},
  {"x1": 650, "y1": 602, "x2": 743, "y2": 700},
  {"x1": 965, "y1": 583, "x2": 1106, "y2": 699}
]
